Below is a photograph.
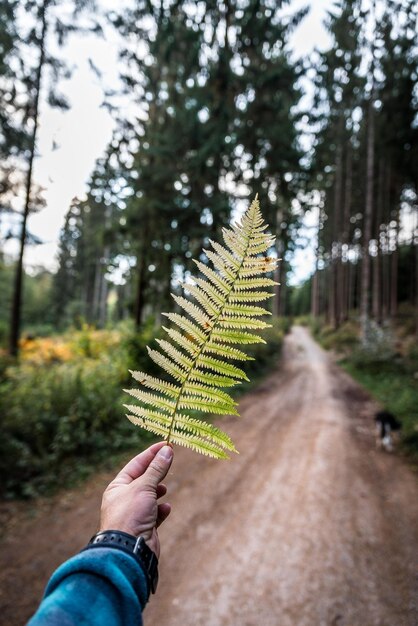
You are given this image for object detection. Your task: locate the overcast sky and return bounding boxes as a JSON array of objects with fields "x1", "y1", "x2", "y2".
[{"x1": 6, "y1": 0, "x2": 332, "y2": 285}]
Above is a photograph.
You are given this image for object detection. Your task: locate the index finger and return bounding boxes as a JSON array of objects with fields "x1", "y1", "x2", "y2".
[{"x1": 113, "y1": 442, "x2": 167, "y2": 485}]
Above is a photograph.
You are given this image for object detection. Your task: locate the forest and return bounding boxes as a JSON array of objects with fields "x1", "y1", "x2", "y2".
[
  {"x1": 1, "y1": 2, "x2": 418, "y2": 625},
  {"x1": 0, "y1": 0, "x2": 417, "y2": 494}
]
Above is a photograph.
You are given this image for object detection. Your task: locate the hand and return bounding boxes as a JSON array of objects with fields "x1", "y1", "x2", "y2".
[{"x1": 100, "y1": 442, "x2": 173, "y2": 558}]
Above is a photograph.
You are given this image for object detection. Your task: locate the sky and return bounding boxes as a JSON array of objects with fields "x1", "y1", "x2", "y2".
[{"x1": 5, "y1": 0, "x2": 332, "y2": 285}]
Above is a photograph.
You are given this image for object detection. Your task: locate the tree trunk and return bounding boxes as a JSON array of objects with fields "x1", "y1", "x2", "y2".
[
  {"x1": 360, "y1": 0, "x2": 376, "y2": 342},
  {"x1": 9, "y1": 0, "x2": 49, "y2": 356},
  {"x1": 360, "y1": 96, "x2": 375, "y2": 341},
  {"x1": 381, "y1": 163, "x2": 391, "y2": 320},
  {"x1": 340, "y1": 141, "x2": 352, "y2": 322},
  {"x1": 390, "y1": 203, "x2": 400, "y2": 319},
  {"x1": 135, "y1": 225, "x2": 149, "y2": 328},
  {"x1": 311, "y1": 205, "x2": 323, "y2": 317},
  {"x1": 328, "y1": 134, "x2": 343, "y2": 329},
  {"x1": 372, "y1": 158, "x2": 384, "y2": 323},
  {"x1": 98, "y1": 246, "x2": 109, "y2": 327},
  {"x1": 415, "y1": 196, "x2": 418, "y2": 338}
]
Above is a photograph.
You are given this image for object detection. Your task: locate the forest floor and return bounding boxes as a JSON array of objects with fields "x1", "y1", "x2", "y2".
[{"x1": 1, "y1": 326, "x2": 418, "y2": 626}]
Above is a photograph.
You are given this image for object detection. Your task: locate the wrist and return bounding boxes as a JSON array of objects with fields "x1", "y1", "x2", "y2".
[{"x1": 83, "y1": 530, "x2": 159, "y2": 596}]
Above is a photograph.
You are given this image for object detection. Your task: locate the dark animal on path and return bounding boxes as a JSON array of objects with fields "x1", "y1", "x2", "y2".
[{"x1": 375, "y1": 410, "x2": 401, "y2": 452}]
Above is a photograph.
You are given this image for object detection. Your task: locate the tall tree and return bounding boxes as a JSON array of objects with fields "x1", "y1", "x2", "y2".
[
  {"x1": 112, "y1": 0, "x2": 305, "y2": 324},
  {"x1": 8, "y1": 0, "x2": 98, "y2": 355}
]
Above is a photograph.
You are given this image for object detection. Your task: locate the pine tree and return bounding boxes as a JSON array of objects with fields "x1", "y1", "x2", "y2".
[{"x1": 8, "y1": 0, "x2": 98, "y2": 355}]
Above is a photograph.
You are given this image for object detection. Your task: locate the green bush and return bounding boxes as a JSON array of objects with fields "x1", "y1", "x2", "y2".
[
  {"x1": 0, "y1": 325, "x2": 160, "y2": 498},
  {"x1": 0, "y1": 317, "x2": 287, "y2": 498},
  {"x1": 320, "y1": 320, "x2": 359, "y2": 352}
]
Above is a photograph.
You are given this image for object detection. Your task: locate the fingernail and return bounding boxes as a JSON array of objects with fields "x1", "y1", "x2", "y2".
[{"x1": 158, "y1": 445, "x2": 173, "y2": 461}]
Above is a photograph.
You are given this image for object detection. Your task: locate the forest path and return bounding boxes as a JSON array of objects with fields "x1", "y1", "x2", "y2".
[{"x1": 1, "y1": 326, "x2": 418, "y2": 626}]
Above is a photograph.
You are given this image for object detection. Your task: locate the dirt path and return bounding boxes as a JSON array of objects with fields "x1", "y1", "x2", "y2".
[{"x1": 1, "y1": 326, "x2": 418, "y2": 626}]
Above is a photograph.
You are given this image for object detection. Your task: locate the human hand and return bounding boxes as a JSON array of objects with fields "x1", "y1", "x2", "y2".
[{"x1": 100, "y1": 442, "x2": 173, "y2": 558}]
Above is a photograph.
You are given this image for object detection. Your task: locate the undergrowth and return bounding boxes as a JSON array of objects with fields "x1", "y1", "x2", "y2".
[{"x1": 0, "y1": 318, "x2": 287, "y2": 498}]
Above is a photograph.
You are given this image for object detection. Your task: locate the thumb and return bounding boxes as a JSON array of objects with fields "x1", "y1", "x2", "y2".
[{"x1": 141, "y1": 445, "x2": 173, "y2": 489}]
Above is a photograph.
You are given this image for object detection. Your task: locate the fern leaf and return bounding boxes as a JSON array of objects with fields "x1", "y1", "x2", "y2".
[
  {"x1": 194, "y1": 277, "x2": 225, "y2": 306},
  {"x1": 182, "y1": 381, "x2": 237, "y2": 405},
  {"x1": 171, "y1": 294, "x2": 212, "y2": 329},
  {"x1": 211, "y1": 329, "x2": 266, "y2": 344},
  {"x1": 189, "y1": 369, "x2": 240, "y2": 387},
  {"x1": 204, "y1": 342, "x2": 253, "y2": 361},
  {"x1": 209, "y1": 240, "x2": 241, "y2": 269},
  {"x1": 223, "y1": 303, "x2": 271, "y2": 317},
  {"x1": 218, "y1": 317, "x2": 271, "y2": 330},
  {"x1": 129, "y1": 371, "x2": 181, "y2": 398},
  {"x1": 124, "y1": 389, "x2": 176, "y2": 413},
  {"x1": 126, "y1": 414, "x2": 170, "y2": 439},
  {"x1": 183, "y1": 283, "x2": 221, "y2": 317},
  {"x1": 193, "y1": 260, "x2": 231, "y2": 294},
  {"x1": 124, "y1": 197, "x2": 279, "y2": 459},
  {"x1": 204, "y1": 250, "x2": 236, "y2": 281},
  {"x1": 162, "y1": 327, "x2": 200, "y2": 357},
  {"x1": 147, "y1": 348, "x2": 187, "y2": 382},
  {"x1": 166, "y1": 430, "x2": 230, "y2": 459},
  {"x1": 233, "y1": 277, "x2": 278, "y2": 290},
  {"x1": 125, "y1": 405, "x2": 171, "y2": 427},
  {"x1": 155, "y1": 339, "x2": 194, "y2": 370},
  {"x1": 228, "y1": 290, "x2": 274, "y2": 302},
  {"x1": 173, "y1": 417, "x2": 237, "y2": 451},
  {"x1": 177, "y1": 398, "x2": 239, "y2": 415},
  {"x1": 196, "y1": 353, "x2": 249, "y2": 381},
  {"x1": 162, "y1": 312, "x2": 207, "y2": 344}
]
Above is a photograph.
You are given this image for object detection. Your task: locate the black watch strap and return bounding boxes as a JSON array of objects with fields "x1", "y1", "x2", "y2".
[{"x1": 83, "y1": 530, "x2": 159, "y2": 594}]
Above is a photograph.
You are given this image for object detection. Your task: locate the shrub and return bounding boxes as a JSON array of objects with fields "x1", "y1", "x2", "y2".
[
  {"x1": 320, "y1": 320, "x2": 359, "y2": 352},
  {"x1": 0, "y1": 324, "x2": 160, "y2": 498},
  {"x1": 0, "y1": 317, "x2": 286, "y2": 497}
]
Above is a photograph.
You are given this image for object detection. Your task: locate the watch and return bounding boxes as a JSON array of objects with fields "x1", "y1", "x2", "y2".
[{"x1": 83, "y1": 530, "x2": 159, "y2": 594}]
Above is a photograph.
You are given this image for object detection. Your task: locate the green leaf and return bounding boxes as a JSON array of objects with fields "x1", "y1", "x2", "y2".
[{"x1": 124, "y1": 197, "x2": 278, "y2": 459}]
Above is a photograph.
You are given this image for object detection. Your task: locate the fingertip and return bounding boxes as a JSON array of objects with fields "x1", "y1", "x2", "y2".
[{"x1": 157, "y1": 445, "x2": 173, "y2": 461}]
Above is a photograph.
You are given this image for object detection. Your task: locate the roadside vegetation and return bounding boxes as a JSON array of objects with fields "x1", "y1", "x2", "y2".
[
  {"x1": 0, "y1": 318, "x2": 288, "y2": 498},
  {"x1": 298, "y1": 306, "x2": 418, "y2": 461}
]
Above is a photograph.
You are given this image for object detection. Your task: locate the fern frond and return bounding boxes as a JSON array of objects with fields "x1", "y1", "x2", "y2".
[
  {"x1": 173, "y1": 417, "x2": 237, "y2": 452},
  {"x1": 124, "y1": 196, "x2": 279, "y2": 459}
]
